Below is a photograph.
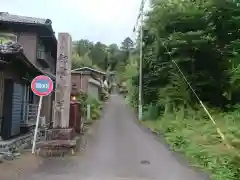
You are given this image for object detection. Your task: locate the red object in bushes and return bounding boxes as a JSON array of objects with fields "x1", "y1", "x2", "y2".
[{"x1": 69, "y1": 101, "x2": 82, "y2": 133}]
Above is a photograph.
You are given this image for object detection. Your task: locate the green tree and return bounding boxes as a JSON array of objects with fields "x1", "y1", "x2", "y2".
[
  {"x1": 73, "y1": 39, "x2": 93, "y2": 56},
  {"x1": 72, "y1": 53, "x2": 93, "y2": 69},
  {"x1": 89, "y1": 42, "x2": 108, "y2": 70},
  {"x1": 129, "y1": 0, "x2": 240, "y2": 109},
  {"x1": 120, "y1": 37, "x2": 134, "y2": 63}
]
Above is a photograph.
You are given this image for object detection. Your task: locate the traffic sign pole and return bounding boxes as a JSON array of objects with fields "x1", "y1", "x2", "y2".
[
  {"x1": 30, "y1": 75, "x2": 53, "y2": 154},
  {"x1": 32, "y1": 96, "x2": 43, "y2": 154}
]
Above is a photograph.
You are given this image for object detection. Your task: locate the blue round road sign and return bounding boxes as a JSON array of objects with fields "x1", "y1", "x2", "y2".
[{"x1": 31, "y1": 75, "x2": 53, "y2": 96}]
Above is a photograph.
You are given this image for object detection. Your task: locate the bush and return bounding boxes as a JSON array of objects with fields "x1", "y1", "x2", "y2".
[
  {"x1": 76, "y1": 91, "x2": 88, "y2": 116},
  {"x1": 76, "y1": 92, "x2": 103, "y2": 121},
  {"x1": 142, "y1": 104, "x2": 163, "y2": 121},
  {"x1": 100, "y1": 88, "x2": 109, "y2": 101},
  {"x1": 85, "y1": 95, "x2": 103, "y2": 120},
  {"x1": 144, "y1": 107, "x2": 240, "y2": 180}
]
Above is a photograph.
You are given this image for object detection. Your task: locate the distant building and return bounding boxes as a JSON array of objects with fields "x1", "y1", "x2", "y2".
[{"x1": 71, "y1": 67, "x2": 107, "y2": 100}]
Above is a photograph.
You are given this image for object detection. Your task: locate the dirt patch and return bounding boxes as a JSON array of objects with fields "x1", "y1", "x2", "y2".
[{"x1": 0, "y1": 152, "x2": 43, "y2": 180}]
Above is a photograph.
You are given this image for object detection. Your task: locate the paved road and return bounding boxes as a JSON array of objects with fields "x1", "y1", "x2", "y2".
[{"x1": 0, "y1": 94, "x2": 209, "y2": 180}]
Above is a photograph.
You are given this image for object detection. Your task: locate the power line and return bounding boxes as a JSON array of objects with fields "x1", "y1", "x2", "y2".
[{"x1": 133, "y1": 0, "x2": 147, "y2": 33}]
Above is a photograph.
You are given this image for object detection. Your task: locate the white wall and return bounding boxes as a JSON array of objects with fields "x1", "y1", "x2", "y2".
[{"x1": 88, "y1": 83, "x2": 99, "y2": 100}]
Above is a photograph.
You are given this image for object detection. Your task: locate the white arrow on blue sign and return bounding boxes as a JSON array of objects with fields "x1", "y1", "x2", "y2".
[{"x1": 31, "y1": 75, "x2": 53, "y2": 97}]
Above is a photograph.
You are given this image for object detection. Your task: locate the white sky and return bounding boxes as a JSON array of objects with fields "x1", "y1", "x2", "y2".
[{"x1": 0, "y1": 0, "x2": 150, "y2": 45}]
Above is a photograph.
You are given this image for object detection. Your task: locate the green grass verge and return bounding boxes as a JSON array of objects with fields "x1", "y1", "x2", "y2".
[{"x1": 143, "y1": 108, "x2": 240, "y2": 180}]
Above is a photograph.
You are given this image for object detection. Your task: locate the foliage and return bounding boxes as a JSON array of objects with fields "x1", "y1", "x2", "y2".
[
  {"x1": 142, "y1": 104, "x2": 162, "y2": 121},
  {"x1": 86, "y1": 95, "x2": 103, "y2": 120},
  {"x1": 73, "y1": 39, "x2": 94, "y2": 56},
  {"x1": 122, "y1": 0, "x2": 240, "y2": 111},
  {"x1": 133, "y1": 0, "x2": 240, "y2": 109},
  {"x1": 143, "y1": 108, "x2": 240, "y2": 180},
  {"x1": 72, "y1": 53, "x2": 93, "y2": 69},
  {"x1": 99, "y1": 88, "x2": 109, "y2": 101},
  {"x1": 76, "y1": 91, "x2": 103, "y2": 121},
  {"x1": 76, "y1": 91, "x2": 88, "y2": 117},
  {"x1": 72, "y1": 37, "x2": 134, "y2": 72},
  {"x1": 117, "y1": 53, "x2": 139, "y2": 107}
]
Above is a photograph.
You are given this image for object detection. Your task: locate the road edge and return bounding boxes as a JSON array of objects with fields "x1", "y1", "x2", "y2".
[{"x1": 122, "y1": 95, "x2": 210, "y2": 180}]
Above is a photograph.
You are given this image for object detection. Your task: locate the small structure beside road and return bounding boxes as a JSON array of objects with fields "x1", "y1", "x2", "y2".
[
  {"x1": 71, "y1": 67, "x2": 106, "y2": 97},
  {"x1": 71, "y1": 66, "x2": 115, "y2": 100}
]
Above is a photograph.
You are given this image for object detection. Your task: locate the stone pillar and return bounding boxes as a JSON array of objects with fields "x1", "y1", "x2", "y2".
[{"x1": 54, "y1": 33, "x2": 72, "y2": 128}]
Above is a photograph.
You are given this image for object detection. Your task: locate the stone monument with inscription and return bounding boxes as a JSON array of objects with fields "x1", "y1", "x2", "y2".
[
  {"x1": 54, "y1": 33, "x2": 72, "y2": 128},
  {"x1": 36, "y1": 33, "x2": 81, "y2": 157}
]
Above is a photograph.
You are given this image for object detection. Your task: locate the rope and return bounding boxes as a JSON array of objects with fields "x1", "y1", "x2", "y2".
[{"x1": 162, "y1": 43, "x2": 234, "y2": 150}]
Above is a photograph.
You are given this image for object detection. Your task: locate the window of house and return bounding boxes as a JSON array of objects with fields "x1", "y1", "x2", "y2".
[
  {"x1": 72, "y1": 83, "x2": 77, "y2": 89},
  {"x1": 0, "y1": 33, "x2": 17, "y2": 45},
  {"x1": 36, "y1": 39, "x2": 45, "y2": 59}
]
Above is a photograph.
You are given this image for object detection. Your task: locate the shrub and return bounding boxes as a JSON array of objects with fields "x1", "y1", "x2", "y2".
[{"x1": 144, "y1": 107, "x2": 240, "y2": 180}]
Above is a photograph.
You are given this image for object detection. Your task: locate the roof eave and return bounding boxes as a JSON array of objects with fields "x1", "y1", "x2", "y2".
[
  {"x1": 0, "y1": 21, "x2": 57, "y2": 42},
  {"x1": 72, "y1": 67, "x2": 107, "y2": 75}
]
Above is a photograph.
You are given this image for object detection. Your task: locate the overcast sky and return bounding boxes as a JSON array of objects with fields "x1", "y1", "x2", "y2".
[{"x1": 1, "y1": 0, "x2": 150, "y2": 45}]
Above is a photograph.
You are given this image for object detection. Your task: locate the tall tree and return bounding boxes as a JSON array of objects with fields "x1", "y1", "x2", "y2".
[
  {"x1": 89, "y1": 42, "x2": 108, "y2": 70},
  {"x1": 72, "y1": 53, "x2": 93, "y2": 69},
  {"x1": 120, "y1": 37, "x2": 134, "y2": 63},
  {"x1": 127, "y1": 0, "x2": 240, "y2": 109},
  {"x1": 73, "y1": 39, "x2": 93, "y2": 56},
  {"x1": 107, "y1": 44, "x2": 120, "y2": 70},
  {"x1": 120, "y1": 37, "x2": 134, "y2": 51}
]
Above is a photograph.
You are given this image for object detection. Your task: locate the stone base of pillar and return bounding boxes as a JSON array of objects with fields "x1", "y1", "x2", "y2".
[
  {"x1": 36, "y1": 128, "x2": 81, "y2": 157},
  {"x1": 45, "y1": 128, "x2": 75, "y2": 140}
]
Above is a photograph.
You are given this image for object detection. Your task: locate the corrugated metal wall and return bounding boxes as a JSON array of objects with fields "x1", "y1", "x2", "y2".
[
  {"x1": 11, "y1": 83, "x2": 24, "y2": 136},
  {"x1": 21, "y1": 84, "x2": 30, "y2": 124}
]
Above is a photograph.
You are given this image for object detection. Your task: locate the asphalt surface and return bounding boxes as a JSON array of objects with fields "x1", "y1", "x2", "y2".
[{"x1": 0, "y1": 94, "x2": 209, "y2": 180}]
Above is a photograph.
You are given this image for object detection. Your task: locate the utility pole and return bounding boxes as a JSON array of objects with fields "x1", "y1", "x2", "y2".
[{"x1": 138, "y1": 0, "x2": 146, "y2": 121}]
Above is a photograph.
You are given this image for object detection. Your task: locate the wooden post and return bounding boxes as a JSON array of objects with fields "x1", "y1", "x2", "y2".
[{"x1": 54, "y1": 33, "x2": 72, "y2": 128}]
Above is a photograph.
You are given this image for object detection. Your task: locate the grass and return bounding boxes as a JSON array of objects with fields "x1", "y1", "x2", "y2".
[{"x1": 143, "y1": 108, "x2": 240, "y2": 180}]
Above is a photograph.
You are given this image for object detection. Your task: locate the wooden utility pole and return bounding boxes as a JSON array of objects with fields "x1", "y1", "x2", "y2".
[{"x1": 54, "y1": 33, "x2": 72, "y2": 128}]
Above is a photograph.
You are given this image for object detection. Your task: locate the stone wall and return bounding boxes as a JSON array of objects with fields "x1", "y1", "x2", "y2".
[{"x1": 0, "y1": 130, "x2": 43, "y2": 153}]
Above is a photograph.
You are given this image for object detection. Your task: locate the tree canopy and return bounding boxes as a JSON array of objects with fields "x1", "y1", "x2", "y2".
[
  {"x1": 126, "y1": 0, "x2": 240, "y2": 111},
  {"x1": 72, "y1": 37, "x2": 134, "y2": 72}
]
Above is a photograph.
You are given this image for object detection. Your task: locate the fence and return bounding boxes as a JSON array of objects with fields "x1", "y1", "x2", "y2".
[{"x1": 23, "y1": 103, "x2": 47, "y2": 128}]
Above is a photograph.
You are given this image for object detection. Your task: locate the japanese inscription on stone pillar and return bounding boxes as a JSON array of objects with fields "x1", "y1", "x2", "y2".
[{"x1": 54, "y1": 33, "x2": 72, "y2": 128}]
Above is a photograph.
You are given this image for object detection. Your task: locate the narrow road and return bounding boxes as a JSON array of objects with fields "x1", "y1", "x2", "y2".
[{"x1": 1, "y1": 94, "x2": 209, "y2": 180}]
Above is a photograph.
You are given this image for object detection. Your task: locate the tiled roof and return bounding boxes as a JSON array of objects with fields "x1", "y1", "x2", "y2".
[
  {"x1": 0, "y1": 42, "x2": 23, "y2": 54},
  {"x1": 0, "y1": 12, "x2": 52, "y2": 25},
  {"x1": 0, "y1": 42, "x2": 55, "y2": 80}
]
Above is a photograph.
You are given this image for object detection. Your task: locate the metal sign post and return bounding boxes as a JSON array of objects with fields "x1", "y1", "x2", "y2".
[
  {"x1": 31, "y1": 75, "x2": 53, "y2": 154},
  {"x1": 32, "y1": 96, "x2": 43, "y2": 154},
  {"x1": 87, "y1": 104, "x2": 91, "y2": 121}
]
